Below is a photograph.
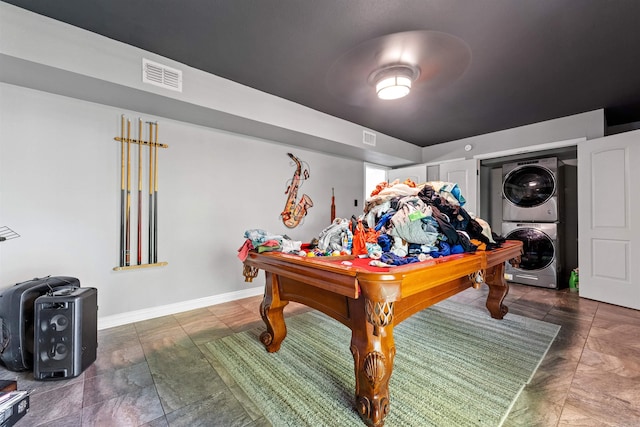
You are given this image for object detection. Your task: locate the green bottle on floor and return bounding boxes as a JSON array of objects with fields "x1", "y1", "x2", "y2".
[{"x1": 569, "y1": 268, "x2": 579, "y2": 291}]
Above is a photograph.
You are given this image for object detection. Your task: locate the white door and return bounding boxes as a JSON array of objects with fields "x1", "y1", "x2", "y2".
[
  {"x1": 387, "y1": 164, "x2": 426, "y2": 185},
  {"x1": 439, "y1": 158, "x2": 479, "y2": 216},
  {"x1": 577, "y1": 130, "x2": 640, "y2": 309}
]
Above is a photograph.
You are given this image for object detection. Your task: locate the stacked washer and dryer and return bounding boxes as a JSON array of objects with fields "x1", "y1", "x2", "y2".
[{"x1": 502, "y1": 157, "x2": 562, "y2": 288}]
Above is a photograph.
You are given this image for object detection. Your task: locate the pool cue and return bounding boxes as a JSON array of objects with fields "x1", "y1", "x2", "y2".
[
  {"x1": 119, "y1": 115, "x2": 126, "y2": 267},
  {"x1": 148, "y1": 122, "x2": 154, "y2": 264},
  {"x1": 125, "y1": 119, "x2": 132, "y2": 266},
  {"x1": 137, "y1": 118, "x2": 143, "y2": 265},
  {"x1": 153, "y1": 122, "x2": 159, "y2": 263},
  {"x1": 331, "y1": 187, "x2": 336, "y2": 223}
]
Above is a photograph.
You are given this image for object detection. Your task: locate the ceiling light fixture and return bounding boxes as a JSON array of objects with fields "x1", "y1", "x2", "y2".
[{"x1": 370, "y1": 65, "x2": 420, "y2": 100}]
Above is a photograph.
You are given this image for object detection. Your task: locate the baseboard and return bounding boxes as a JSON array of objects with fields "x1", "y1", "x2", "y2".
[{"x1": 97, "y1": 286, "x2": 264, "y2": 330}]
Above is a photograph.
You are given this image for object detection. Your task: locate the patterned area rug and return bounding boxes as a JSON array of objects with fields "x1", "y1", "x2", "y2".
[{"x1": 205, "y1": 300, "x2": 560, "y2": 426}]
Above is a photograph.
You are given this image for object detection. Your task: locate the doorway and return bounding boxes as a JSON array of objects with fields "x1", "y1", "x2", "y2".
[{"x1": 480, "y1": 146, "x2": 578, "y2": 288}]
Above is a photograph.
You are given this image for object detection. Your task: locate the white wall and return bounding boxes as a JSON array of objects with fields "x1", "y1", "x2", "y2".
[
  {"x1": 0, "y1": 3, "x2": 376, "y2": 329},
  {"x1": 0, "y1": 84, "x2": 365, "y2": 327},
  {"x1": 421, "y1": 110, "x2": 605, "y2": 163}
]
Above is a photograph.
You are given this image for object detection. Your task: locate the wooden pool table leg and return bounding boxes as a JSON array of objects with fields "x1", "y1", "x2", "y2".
[
  {"x1": 350, "y1": 282, "x2": 401, "y2": 427},
  {"x1": 259, "y1": 271, "x2": 289, "y2": 352},
  {"x1": 484, "y1": 262, "x2": 509, "y2": 319}
]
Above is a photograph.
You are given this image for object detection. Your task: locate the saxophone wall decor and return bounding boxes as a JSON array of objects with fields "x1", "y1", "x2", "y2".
[{"x1": 281, "y1": 153, "x2": 313, "y2": 228}]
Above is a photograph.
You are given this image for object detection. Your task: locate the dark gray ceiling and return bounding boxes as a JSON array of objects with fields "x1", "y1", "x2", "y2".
[{"x1": 4, "y1": 0, "x2": 640, "y2": 147}]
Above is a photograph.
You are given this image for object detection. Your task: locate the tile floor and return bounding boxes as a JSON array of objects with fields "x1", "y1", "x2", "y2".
[{"x1": 1, "y1": 283, "x2": 639, "y2": 426}]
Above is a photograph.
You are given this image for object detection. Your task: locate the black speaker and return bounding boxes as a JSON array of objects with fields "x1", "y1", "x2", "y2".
[
  {"x1": 33, "y1": 287, "x2": 98, "y2": 380},
  {"x1": 0, "y1": 276, "x2": 80, "y2": 372}
]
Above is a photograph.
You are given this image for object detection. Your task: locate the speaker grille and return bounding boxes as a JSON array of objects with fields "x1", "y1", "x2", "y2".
[{"x1": 33, "y1": 288, "x2": 97, "y2": 381}]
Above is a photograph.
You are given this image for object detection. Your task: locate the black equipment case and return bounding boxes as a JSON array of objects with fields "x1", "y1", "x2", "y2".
[{"x1": 0, "y1": 276, "x2": 80, "y2": 372}]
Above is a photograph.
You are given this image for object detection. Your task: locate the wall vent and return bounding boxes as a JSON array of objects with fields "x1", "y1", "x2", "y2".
[
  {"x1": 142, "y1": 59, "x2": 182, "y2": 92},
  {"x1": 362, "y1": 130, "x2": 376, "y2": 146}
]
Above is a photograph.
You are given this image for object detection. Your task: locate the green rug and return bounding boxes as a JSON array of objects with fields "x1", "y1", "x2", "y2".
[{"x1": 205, "y1": 300, "x2": 560, "y2": 426}]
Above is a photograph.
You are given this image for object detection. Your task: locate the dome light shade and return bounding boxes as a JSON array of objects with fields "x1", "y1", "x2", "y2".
[
  {"x1": 370, "y1": 64, "x2": 420, "y2": 101},
  {"x1": 376, "y1": 75, "x2": 412, "y2": 100}
]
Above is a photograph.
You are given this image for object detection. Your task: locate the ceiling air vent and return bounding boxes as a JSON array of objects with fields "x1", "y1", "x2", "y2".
[
  {"x1": 362, "y1": 130, "x2": 376, "y2": 147},
  {"x1": 142, "y1": 58, "x2": 182, "y2": 92}
]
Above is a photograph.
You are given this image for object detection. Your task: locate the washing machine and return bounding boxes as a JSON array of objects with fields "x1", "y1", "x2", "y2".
[
  {"x1": 502, "y1": 157, "x2": 559, "y2": 222},
  {"x1": 502, "y1": 222, "x2": 560, "y2": 288}
]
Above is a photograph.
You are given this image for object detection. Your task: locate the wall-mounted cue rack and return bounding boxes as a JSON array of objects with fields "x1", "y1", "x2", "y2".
[{"x1": 112, "y1": 115, "x2": 169, "y2": 271}]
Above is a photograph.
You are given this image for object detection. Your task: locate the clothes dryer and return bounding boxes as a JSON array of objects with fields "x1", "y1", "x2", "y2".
[
  {"x1": 502, "y1": 157, "x2": 559, "y2": 222},
  {"x1": 502, "y1": 222, "x2": 560, "y2": 288}
]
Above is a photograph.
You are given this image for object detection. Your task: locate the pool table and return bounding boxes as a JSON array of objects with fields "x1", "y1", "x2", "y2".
[{"x1": 242, "y1": 240, "x2": 523, "y2": 427}]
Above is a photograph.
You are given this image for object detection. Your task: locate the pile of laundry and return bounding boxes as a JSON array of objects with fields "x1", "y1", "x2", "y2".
[
  {"x1": 237, "y1": 229, "x2": 302, "y2": 261},
  {"x1": 314, "y1": 179, "x2": 503, "y2": 266},
  {"x1": 237, "y1": 179, "x2": 503, "y2": 267}
]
